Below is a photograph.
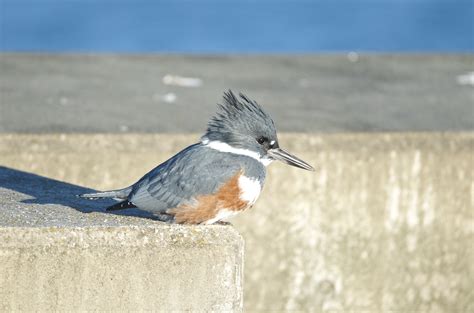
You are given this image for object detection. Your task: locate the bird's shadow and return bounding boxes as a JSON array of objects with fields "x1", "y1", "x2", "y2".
[{"x1": 0, "y1": 166, "x2": 155, "y2": 219}]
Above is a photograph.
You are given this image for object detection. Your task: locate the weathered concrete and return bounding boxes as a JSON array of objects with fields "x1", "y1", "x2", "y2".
[
  {"x1": 0, "y1": 167, "x2": 244, "y2": 312},
  {"x1": 1, "y1": 54, "x2": 473, "y2": 133},
  {"x1": 1, "y1": 132, "x2": 472, "y2": 312}
]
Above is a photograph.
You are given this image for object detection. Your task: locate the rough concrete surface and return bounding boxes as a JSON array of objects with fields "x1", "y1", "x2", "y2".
[
  {"x1": 1, "y1": 132, "x2": 472, "y2": 312},
  {"x1": 0, "y1": 167, "x2": 244, "y2": 311},
  {"x1": 1, "y1": 54, "x2": 473, "y2": 133}
]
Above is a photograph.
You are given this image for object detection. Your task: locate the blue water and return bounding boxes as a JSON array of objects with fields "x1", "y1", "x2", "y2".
[{"x1": 0, "y1": 0, "x2": 473, "y2": 52}]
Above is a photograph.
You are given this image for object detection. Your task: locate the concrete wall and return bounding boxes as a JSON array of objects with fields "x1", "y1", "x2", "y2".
[{"x1": 1, "y1": 132, "x2": 472, "y2": 312}]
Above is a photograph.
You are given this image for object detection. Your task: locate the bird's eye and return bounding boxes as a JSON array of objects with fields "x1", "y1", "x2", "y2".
[{"x1": 257, "y1": 136, "x2": 268, "y2": 145}]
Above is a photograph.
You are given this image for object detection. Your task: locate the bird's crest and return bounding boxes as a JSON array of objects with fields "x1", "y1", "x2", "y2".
[{"x1": 203, "y1": 90, "x2": 276, "y2": 146}]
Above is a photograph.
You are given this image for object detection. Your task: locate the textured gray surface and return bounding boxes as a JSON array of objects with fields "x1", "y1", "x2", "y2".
[
  {"x1": 0, "y1": 165, "x2": 157, "y2": 227},
  {"x1": 0, "y1": 167, "x2": 243, "y2": 311},
  {"x1": 1, "y1": 54, "x2": 473, "y2": 133},
  {"x1": 1, "y1": 132, "x2": 472, "y2": 312}
]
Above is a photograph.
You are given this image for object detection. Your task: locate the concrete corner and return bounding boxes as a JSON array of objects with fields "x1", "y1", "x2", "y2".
[{"x1": 0, "y1": 168, "x2": 244, "y2": 312}]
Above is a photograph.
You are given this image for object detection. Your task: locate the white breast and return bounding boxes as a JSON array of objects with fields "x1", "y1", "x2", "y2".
[{"x1": 238, "y1": 175, "x2": 262, "y2": 205}]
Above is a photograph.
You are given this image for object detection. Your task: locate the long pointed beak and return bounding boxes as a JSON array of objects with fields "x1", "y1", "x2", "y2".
[{"x1": 268, "y1": 148, "x2": 315, "y2": 171}]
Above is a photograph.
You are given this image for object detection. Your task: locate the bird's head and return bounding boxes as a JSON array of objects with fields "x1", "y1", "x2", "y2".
[{"x1": 202, "y1": 90, "x2": 314, "y2": 171}]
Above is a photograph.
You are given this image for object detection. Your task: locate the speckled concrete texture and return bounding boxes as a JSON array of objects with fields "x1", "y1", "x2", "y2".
[
  {"x1": 0, "y1": 170, "x2": 244, "y2": 311},
  {"x1": 1, "y1": 132, "x2": 472, "y2": 312}
]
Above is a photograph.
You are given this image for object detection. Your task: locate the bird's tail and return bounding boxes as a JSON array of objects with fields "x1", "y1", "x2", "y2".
[{"x1": 79, "y1": 186, "x2": 132, "y2": 200}]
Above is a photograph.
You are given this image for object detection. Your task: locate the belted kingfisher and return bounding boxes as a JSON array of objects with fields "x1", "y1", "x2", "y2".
[{"x1": 81, "y1": 90, "x2": 314, "y2": 224}]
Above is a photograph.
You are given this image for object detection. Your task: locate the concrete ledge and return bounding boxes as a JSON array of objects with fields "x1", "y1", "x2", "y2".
[{"x1": 0, "y1": 169, "x2": 243, "y2": 311}]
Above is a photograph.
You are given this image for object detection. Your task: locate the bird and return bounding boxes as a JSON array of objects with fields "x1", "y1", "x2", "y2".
[{"x1": 80, "y1": 90, "x2": 314, "y2": 224}]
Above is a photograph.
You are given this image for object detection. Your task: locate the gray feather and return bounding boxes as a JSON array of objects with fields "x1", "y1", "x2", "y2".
[
  {"x1": 79, "y1": 186, "x2": 132, "y2": 200},
  {"x1": 127, "y1": 143, "x2": 265, "y2": 214}
]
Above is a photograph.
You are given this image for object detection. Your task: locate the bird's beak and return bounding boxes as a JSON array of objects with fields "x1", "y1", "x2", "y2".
[{"x1": 268, "y1": 148, "x2": 315, "y2": 171}]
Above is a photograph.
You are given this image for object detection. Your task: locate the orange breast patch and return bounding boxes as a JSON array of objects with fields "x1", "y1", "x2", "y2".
[{"x1": 167, "y1": 171, "x2": 249, "y2": 224}]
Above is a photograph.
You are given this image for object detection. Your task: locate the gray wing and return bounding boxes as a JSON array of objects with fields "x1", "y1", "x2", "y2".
[{"x1": 128, "y1": 144, "x2": 242, "y2": 213}]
